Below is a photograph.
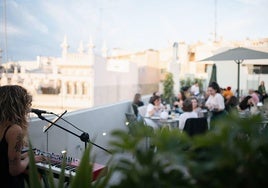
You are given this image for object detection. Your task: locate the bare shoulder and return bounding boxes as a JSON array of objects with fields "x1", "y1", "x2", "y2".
[{"x1": 6, "y1": 124, "x2": 23, "y2": 141}]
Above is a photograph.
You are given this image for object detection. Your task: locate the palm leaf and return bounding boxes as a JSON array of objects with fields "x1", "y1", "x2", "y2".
[
  {"x1": 47, "y1": 164, "x2": 56, "y2": 188},
  {"x1": 70, "y1": 145, "x2": 92, "y2": 188},
  {"x1": 28, "y1": 143, "x2": 42, "y2": 188},
  {"x1": 58, "y1": 151, "x2": 67, "y2": 188}
]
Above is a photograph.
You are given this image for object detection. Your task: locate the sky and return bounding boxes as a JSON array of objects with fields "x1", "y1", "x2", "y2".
[{"x1": 0, "y1": 0, "x2": 268, "y2": 62}]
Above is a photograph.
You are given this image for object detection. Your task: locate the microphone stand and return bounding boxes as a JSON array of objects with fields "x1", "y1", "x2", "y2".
[{"x1": 37, "y1": 114, "x2": 112, "y2": 154}]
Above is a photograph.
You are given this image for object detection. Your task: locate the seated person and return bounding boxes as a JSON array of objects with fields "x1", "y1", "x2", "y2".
[
  {"x1": 190, "y1": 81, "x2": 200, "y2": 96},
  {"x1": 248, "y1": 89, "x2": 260, "y2": 105},
  {"x1": 145, "y1": 95, "x2": 164, "y2": 129},
  {"x1": 181, "y1": 86, "x2": 191, "y2": 99},
  {"x1": 149, "y1": 91, "x2": 161, "y2": 103},
  {"x1": 239, "y1": 96, "x2": 254, "y2": 110},
  {"x1": 145, "y1": 95, "x2": 164, "y2": 117},
  {"x1": 225, "y1": 95, "x2": 239, "y2": 113},
  {"x1": 178, "y1": 98, "x2": 198, "y2": 131},
  {"x1": 132, "y1": 93, "x2": 144, "y2": 117},
  {"x1": 173, "y1": 91, "x2": 185, "y2": 114},
  {"x1": 222, "y1": 86, "x2": 234, "y2": 100},
  {"x1": 191, "y1": 97, "x2": 204, "y2": 117},
  {"x1": 239, "y1": 95, "x2": 258, "y2": 115}
]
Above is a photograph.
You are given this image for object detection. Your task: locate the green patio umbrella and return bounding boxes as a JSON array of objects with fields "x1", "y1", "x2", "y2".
[{"x1": 209, "y1": 64, "x2": 217, "y2": 85}]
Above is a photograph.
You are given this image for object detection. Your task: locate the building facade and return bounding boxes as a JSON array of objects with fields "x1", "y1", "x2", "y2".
[{"x1": 1, "y1": 37, "x2": 268, "y2": 113}]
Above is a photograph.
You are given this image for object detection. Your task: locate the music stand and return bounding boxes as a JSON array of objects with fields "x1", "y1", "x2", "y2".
[{"x1": 43, "y1": 110, "x2": 67, "y2": 152}]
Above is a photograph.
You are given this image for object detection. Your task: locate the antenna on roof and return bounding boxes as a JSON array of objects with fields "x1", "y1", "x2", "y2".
[
  {"x1": 214, "y1": 0, "x2": 218, "y2": 42},
  {"x1": 2, "y1": 0, "x2": 8, "y2": 63}
]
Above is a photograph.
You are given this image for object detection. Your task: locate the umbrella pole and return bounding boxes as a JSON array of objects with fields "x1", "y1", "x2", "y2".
[{"x1": 236, "y1": 60, "x2": 243, "y2": 100}]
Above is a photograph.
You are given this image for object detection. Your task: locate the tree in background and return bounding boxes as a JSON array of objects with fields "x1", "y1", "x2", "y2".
[
  {"x1": 163, "y1": 72, "x2": 175, "y2": 105},
  {"x1": 180, "y1": 77, "x2": 204, "y2": 94}
]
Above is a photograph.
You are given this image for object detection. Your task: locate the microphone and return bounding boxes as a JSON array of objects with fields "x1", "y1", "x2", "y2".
[{"x1": 31, "y1": 108, "x2": 53, "y2": 115}]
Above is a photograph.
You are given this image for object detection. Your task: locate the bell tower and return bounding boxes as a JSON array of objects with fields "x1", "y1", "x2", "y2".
[{"x1": 61, "y1": 35, "x2": 69, "y2": 58}]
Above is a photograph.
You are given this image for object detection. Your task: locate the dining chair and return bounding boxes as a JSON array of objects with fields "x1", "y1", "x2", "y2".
[
  {"x1": 125, "y1": 113, "x2": 137, "y2": 126},
  {"x1": 183, "y1": 117, "x2": 208, "y2": 137}
]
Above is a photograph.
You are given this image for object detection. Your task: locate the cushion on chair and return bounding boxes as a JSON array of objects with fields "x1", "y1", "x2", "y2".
[{"x1": 183, "y1": 117, "x2": 208, "y2": 137}]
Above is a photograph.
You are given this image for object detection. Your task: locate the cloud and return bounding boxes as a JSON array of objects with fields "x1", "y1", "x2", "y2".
[
  {"x1": 23, "y1": 13, "x2": 49, "y2": 34},
  {"x1": 2, "y1": 0, "x2": 268, "y2": 61},
  {"x1": 237, "y1": 0, "x2": 267, "y2": 5},
  {"x1": 1, "y1": 23, "x2": 24, "y2": 36},
  {"x1": 10, "y1": 0, "x2": 48, "y2": 34},
  {"x1": 35, "y1": 1, "x2": 103, "y2": 49}
]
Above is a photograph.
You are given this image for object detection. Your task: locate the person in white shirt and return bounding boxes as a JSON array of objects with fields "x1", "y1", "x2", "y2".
[
  {"x1": 205, "y1": 82, "x2": 226, "y2": 122},
  {"x1": 190, "y1": 81, "x2": 200, "y2": 96},
  {"x1": 145, "y1": 95, "x2": 164, "y2": 129},
  {"x1": 178, "y1": 98, "x2": 198, "y2": 130},
  {"x1": 146, "y1": 95, "x2": 164, "y2": 117}
]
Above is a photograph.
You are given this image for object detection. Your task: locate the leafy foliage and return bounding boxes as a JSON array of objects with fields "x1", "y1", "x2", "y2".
[
  {"x1": 180, "y1": 78, "x2": 204, "y2": 93},
  {"x1": 27, "y1": 143, "x2": 42, "y2": 188},
  {"x1": 109, "y1": 114, "x2": 268, "y2": 187},
  {"x1": 27, "y1": 113, "x2": 268, "y2": 187},
  {"x1": 163, "y1": 72, "x2": 175, "y2": 105}
]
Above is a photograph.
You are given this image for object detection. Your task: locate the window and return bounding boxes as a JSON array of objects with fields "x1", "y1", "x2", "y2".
[{"x1": 253, "y1": 65, "x2": 268, "y2": 74}]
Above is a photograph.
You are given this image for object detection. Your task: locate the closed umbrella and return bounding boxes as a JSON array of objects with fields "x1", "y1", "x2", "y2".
[
  {"x1": 200, "y1": 47, "x2": 268, "y2": 99},
  {"x1": 209, "y1": 64, "x2": 217, "y2": 85}
]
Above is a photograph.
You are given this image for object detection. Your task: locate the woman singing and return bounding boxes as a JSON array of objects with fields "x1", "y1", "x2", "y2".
[{"x1": 0, "y1": 85, "x2": 43, "y2": 188}]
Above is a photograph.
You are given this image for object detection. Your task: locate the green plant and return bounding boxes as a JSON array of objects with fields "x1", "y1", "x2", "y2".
[
  {"x1": 27, "y1": 113, "x2": 268, "y2": 187},
  {"x1": 163, "y1": 72, "x2": 175, "y2": 105},
  {"x1": 180, "y1": 78, "x2": 204, "y2": 93},
  {"x1": 109, "y1": 114, "x2": 268, "y2": 187}
]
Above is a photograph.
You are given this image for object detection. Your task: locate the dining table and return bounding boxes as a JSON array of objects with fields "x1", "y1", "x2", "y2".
[{"x1": 148, "y1": 113, "x2": 180, "y2": 129}]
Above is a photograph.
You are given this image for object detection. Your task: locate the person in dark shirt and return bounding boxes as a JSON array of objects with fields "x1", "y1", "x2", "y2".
[
  {"x1": 239, "y1": 95, "x2": 254, "y2": 111},
  {"x1": 225, "y1": 95, "x2": 239, "y2": 113},
  {"x1": 132, "y1": 93, "x2": 144, "y2": 117},
  {"x1": 258, "y1": 81, "x2": 268, "y2": 103},
  {"x1": 149, "y1": 91, "x2": 161, "y2": 104},
  {"x1": 0, "y1": 85, "x2": 43, "y2": 188}
]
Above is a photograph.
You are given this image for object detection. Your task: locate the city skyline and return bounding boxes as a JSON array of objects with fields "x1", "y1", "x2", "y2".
[{"x1": 0, "y1": 0, "x2": 268, "y2": 62}]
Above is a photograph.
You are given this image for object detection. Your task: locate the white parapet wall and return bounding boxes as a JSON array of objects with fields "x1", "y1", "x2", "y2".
[{"x1": 28, "y1": 100, "x2": 134, "y2": 164}]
